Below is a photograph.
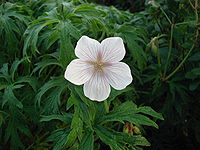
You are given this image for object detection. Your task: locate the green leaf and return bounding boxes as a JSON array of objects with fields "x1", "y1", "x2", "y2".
[
  {"x1": 65, "y1": 20, "x2": 81, "y2": 40},
  {"x1": 0, "y1": 63, "x2": 10, "y2": 82},
  {"x1": 137, "y1": 106, "x2": 164, "y2": 120},
  {"x1": 74, "y1": 86, "x2": 94, "y2": 106},
  {"x1": 0, "y1": 5, "x2": 27, "y2": 58},
  {"x1": 10, "y1": 58, "x2": 26, "y2": 81},
  {"x1": 83, "y1": 16, "x2": 107, "y2": 39},
  {"x1": 189, "y1": 80, "x2": 200, "y2": 91},
  {"x1": 192, "y1": 68, "x2": 200, "y2": 75},
  {"x1": 42, "y1": 85, "x2": 66, "y2": 114},
  {"x1": 40, "y1": 112, "x2": 73, "y2": 124},
  {"x1": 46, "y1": 128, "x2": 71, "y2": 150},
  {"x1": 98, "y1": 101, "x2": 162, "y2": 128},
  {"x1": 40, "y1": 29, "x2": 60, "y2": 50},
  {"x1": 188, "y1": 52, "x2": 200, "y2": 62},
  {"x1": 65, "y1": 106, "x2": 83, "y2": 148},
  {"x1": 94, "y1": 102, "x2": 105, "y2": 125},
  {"x1": 108, "y1": 87, "x2": 133, "y2": 103},
  {"x1": 76, "y1": 95, "x2": 92, "y2": 129},
  {"x1": 185, "y1": 71, "x2": 197, "y2": 79},
  {"x1": 125, "y1": 33, "x2": 147, "y2": 70},
  {"x1": 95, "y1": 125, "x2": 124, "y2": 150},
  {"x1": 3, "y1": 85, "x2": 23, "y2": 109},
  {"x1": 59, "y1": 21, "x2": 75, "y2": 68},
  {"x1": 5, "y1": 107, "x2": 31, "y2": 150},
  {"x1": 95, "y1": 125, "x2": 150, "y2": 150},
  {"x1": 14, "y1": 76, "x2": 39, "y2": 92},
  {"x1": 32, "y1": 59, "x2": 62, "y2": 76},
  {"x1": 79, "y1": 130, "x2": 94, "y2": 150},
  {"x1": 74, "y1": 4, "x2": 101, "y2": 16},
  {"x1": 23, "y1": 18, "x2": 59, "y2": 57},
  {"x1": 35, "y1": 77, "x2": 66, "y2": 106},
  {"x1": 66, "y1": 91, "x2": 76, "y2": 110},
  {"x1": 68, "y1": 85, "x2": 93, "y2": 128}
]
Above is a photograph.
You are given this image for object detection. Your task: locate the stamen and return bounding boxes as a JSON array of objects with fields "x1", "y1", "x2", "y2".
[{"x1": 94, "y1": 62, "x2": 104, "y2": 72}]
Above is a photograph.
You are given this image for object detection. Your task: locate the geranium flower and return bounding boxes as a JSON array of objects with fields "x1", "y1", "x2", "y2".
[{"x1": 64, "y1": 36, "x2": 132, "y2": 102}]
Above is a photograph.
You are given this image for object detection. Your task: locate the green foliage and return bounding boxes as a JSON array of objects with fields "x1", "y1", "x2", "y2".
[
  {"x1": 95, "y1": 125, "x2": 150, "y2": 149},
  {"x1": 0, "y1": 0, "x2": 200, "y2": 149}
]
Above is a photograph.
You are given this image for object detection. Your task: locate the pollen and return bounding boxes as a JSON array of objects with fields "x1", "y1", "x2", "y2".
[{"x1": 94, "y1": 62, "x2": 103, "y2": 72}]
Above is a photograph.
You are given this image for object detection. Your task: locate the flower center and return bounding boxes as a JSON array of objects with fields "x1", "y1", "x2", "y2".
[{"x1": 94, "y1": 62, "x2": 103, "y2": 72}]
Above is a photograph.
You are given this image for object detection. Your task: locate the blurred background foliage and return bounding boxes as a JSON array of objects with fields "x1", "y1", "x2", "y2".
[
  {"x1": 88, "y1": 0, "x2": 145, "y2": 13},
  {"x1": 0, "y1": 0, "x2": 200, "y2": 149}
]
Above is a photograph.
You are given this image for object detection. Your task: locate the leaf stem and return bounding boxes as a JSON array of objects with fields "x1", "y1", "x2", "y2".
[
  {"x1": 165, "y1": 44, "x2": 195, "y2": 80},
  {"x1": 104, "y1": 100, "x2": 109, "y2": 113},
  {"x1": 163, "y1": 24, "x2": 174, "y2": 77}
]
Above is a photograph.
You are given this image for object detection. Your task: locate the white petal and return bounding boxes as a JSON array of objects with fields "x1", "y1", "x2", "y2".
[
  {"x1": 84, "y1": 72, "x2": 110, "y2": 102},
  {"x1": 103, "y1": 62, "x2": 132, "y2": 90},
  {"x1": 64, "y1": 59, "x2": 94, "y2": 85},
  {"x1": 100, "y1": 37, "x2": 125, "y2": 63},
  {"x1": 75, "y1": 36, "x2": 101, "y2": 61}
]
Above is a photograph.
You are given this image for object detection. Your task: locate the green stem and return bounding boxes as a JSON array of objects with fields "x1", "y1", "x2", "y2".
[
  {"x1": 188, "y1": 0, "x2": 199, "y2": 37},
  {"x1": 165, "y1": 0, "x2": 198, "y2": 81},
  {"x1": 175, "y1": 21, "x2": 196, "y2": 26},
  {"x1": 164, "y1": 25, "x2": 174, "y2": 77},
  {"x1": 195, "y1": 0, "x2": 199, "y2": 37},
  {"x1": 188, "y1": 0, "x2": 195, "y2": 9},
  {"x1": 165, "y1": 44, "x2": 195, "y2": 80},
  {"x1": 104, "y1": 100, "x2": 109, "y2": 113},
  {"x1": 156, "y1": 40, "x2": 162, "y2": 76},
  {"x1": 160, "y1": 7, "x2": 173, "y2": 25}
]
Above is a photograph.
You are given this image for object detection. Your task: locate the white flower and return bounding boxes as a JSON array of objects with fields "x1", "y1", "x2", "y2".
[{"x1": 64, "y1": 36, "x2": 133, "y2": 102}]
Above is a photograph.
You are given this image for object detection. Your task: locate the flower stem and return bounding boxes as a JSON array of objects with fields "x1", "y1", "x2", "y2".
[
  {"x1": 175, "y1": 21, "x2": 196, "y2": 26},
  {"x1": 188, "y1": 0, "x2": 199, "y2": 38},
  {"x1": 188, "y1": 0, "x2": 195, "y2": 9},
  {"x1": 164, "y1": 0, "x2": 198, "y2": 81},
  {"x1": 163, "y1": 24, "x2": 174, "y2": 77},
  {"x1": 160, "y1": 7, "x2": 173, "y2": 25},
  {"x1": 165, "y1": 44, "x2": 195, "y2": 80},
  {"x1": 104, "y1": 100, "x2": 109, "y2": 113},
  {"x1": 194, "y1": 0, "x2": 199, "y2": 38},
  {"x1": 156, "y1": 40, "x2": 162, "y2": 76}
]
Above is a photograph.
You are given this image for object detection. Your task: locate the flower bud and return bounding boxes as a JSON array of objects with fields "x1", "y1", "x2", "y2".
[
  {"x1": 133, "y1": 126, "x2": 141, "y2": 134},
  {"x1": 149, "y1": 37, "x2": 159, "y2": 56},
  {"x1": 123, "y1": 122, "x2": 129, "y2": 134},
  {"x1": 148, "y1": 0, "x2": 160, "y2": 8},
  {"x1": 129, "y1": 123, "x2": 134, "y2": 136},
  {"x1": 151, "y1": 42, "x2": 158, "y2": 56}
]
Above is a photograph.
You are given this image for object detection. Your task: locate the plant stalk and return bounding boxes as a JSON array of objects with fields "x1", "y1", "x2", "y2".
[
  {"x1": 195, "y1": 0, "x2": 199, "y2": 38},
  {"x1": 156, "y1": 40, "x2": 162, "y2": 76},
  {"x1": 163, "y1": 25, "x2": 174, "y2": 77},
  {"x1": 160, "y1": 7, "x2": 173, "y2": 25},
  {"x1": 165, "y1": 44, "x2": 195, "y2": 80},
  {"x1": 104, "y1": 100, "x2": 109, "y2": 113}
]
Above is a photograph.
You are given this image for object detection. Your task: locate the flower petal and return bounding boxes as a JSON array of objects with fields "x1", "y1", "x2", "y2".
[
  {"x1": 75, "y1": 36, "x2": 101, "y2": 61},
  {"x1": 103, "y1": 62, "x2": 132, "y2": 90},
  {"x1": 84, "y1": 72, "x2": 110, "y2": 101},
  {"x1": 100, "y1": 37, "x2": 125, "y2": 63},
  {"x1": 64, "y1": 59, "x2": 94, "y2": 85}
]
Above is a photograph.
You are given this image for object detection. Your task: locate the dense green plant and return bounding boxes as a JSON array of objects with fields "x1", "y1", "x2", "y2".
[{"x1": 0, "y1": 0, "x2": 199, "y2": 149}]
